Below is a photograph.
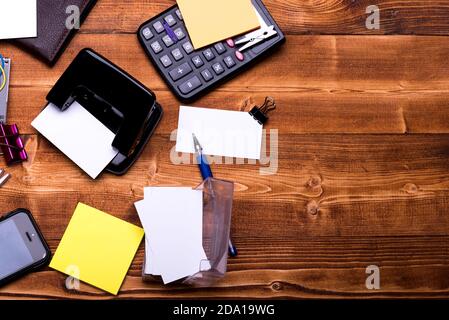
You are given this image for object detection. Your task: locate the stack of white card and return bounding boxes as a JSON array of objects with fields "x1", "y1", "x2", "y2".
[{"x1": 134, "y1": 187, "x2": 210, "y2": 284}]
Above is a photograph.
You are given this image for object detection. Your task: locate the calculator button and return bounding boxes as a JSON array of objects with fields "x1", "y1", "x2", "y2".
[
  {"x1": 164, "y1": 14, "x2": 176, "y2": 26},
  {"x1": 150, "y1": 41, "x2": 163, "y2": 54},
  {"x1": 235, "y1": 50, "x2": 244, "y2": 61},
  {"x1": 182, "y1": 41, "x2": 194, "y2": 54},
  {"x1": 226, "y1": 39, "x2": 235, "y2": 48},
  {"x1": 179, "y1": 76, "x2": 202, "y2": 94},
  {"x1": 174, "y1": 28, "x2": 186, "y2": 40},
  {"x1": 162, "y1": 35, "x2": 174, "y2": 47},
  {"x1": 223, "y1": 56, "x2": 236, "y2": 68},
  {"x1": 169, "y1": 62, "x2": 192, "y2": 81},
  {"x1": 212, "y1": 62, "x2": 225, "y2": 75},
  {"x1": 176, "y1": 9, "x2": 183, "y2": 20},
  {"x1": 214, "y1": 43, "x2": 226, "y2": 55},
  {"x1": 203, "y1": 48, "x2": 215, "y2": 61},
  {"x1": 192, "y1": 55, "x2": 204, "y2": 68},
  {"x1": 171, "y1": 48, "x2": 184, "y2": 61},
  {"x1": 153, "y1": 21, "x2": 164, "y2": 33},
  {"x1": 142, "y1": 27, "x2": 153, "y2": 40},
  {"x1": 201, "y1": 69, "x2": 214, "y2": 82},
  {"x1": 160, "y1": 55, "x2": 172, "y2": 68}
]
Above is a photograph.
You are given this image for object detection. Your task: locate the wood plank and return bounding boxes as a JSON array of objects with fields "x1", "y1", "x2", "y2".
[
  {"x1": 2, "y1": 133, "x2": 449, "y2": 239},
  {"x1": 2, "y1": 35, "x2": 449, "y2": 134},
  {"x1": 80, "y1": 0, "x2": 449, "y2": 35},
  {"x1": 0, "y1": 236, "x2": 448, "y2": 299},
  {"x1": 2, "y1": 35, "x2": 449, "y2": 91},
  {"x1": 8, "y1": 87, "x2": 449, "y2": 135},
  {"x1": 1, "y1": 0, "x2": 449, "y2": 300}
]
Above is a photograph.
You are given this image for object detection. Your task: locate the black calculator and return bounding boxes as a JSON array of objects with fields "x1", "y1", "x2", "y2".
[{"x1": 137, "y1": 0, "x2": 285, "y2": 102}]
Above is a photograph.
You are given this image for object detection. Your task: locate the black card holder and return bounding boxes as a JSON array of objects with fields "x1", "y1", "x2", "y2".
[{"x1": 14, "y1": 0, "x2": 97, "y2": 65}]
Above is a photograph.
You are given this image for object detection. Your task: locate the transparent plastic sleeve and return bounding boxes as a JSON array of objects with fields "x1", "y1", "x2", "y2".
[{"x1": 142, "y1": 177, "x2": 234, "y2": 287}]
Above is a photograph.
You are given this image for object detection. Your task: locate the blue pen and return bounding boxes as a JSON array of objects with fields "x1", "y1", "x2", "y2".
[{"x1": 192, "y1": 133, "x2": 238, "y2": 257}]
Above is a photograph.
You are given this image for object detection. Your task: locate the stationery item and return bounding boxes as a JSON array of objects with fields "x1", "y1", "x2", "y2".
[
  {"x1": 0, "y1": 57, "x2": 11, "y2": 124},
  {"x1": 0, "y1": 169, "x2": 11, "y2": 187},
  {"x1": 50, "y1": 203, "x2": 144, "y2": 295},
  {"x1": 31, "y1": 102, "x2": 119, "y2": 179},
  {"x1": 14, "y1": 0, "x2": 97, "y2": 64},
  {"x1": 192, "y1": 134, "x2": 213, "y2": 180},
  {"x1": 176, "y1": 0, "x2": 260, "y2": 49},
  {"x1": 192, "y1": 134, "x2": 237, "y2": 257},
  {"x1": 0, "y1": 0, "x2": 37, "y2": 40},
  {"x1": 0, "y1": 123, "x2": 28, "y2": 165},
  {"x1": 38, "y1": 49, "x2": 163, "y2": 176},
  {"x1": 235, "y1": 25, "x2": 278, "y2": 53},
  {"x1": 248, "y1": 96, "x2": 277, "y2": 125},
  {"x1": 137, "y1": 0, "x2": 285, "y2": 102},
  {"x1": 141, "y1": 179, "x2": 235, "y2": 287},
  {"x1": 176, "y1": 106, "x2": 263, "y2": 160},
  {"x1": 135, "y1": 187, "x2": 207, "y2": 284}
]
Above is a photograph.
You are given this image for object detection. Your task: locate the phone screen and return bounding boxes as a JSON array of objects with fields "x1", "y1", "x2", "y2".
[{"x1": 0, "y1": 212, "x2": 47, "y2": 280}]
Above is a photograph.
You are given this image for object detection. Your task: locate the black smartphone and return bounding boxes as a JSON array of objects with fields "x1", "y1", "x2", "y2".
[{"x1": 0, "y1": 209, "x2": 51, "y2": 287}]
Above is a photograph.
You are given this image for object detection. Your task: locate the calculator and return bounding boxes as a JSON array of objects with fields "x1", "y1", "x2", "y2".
[{"x1": 137, "y1": 0, "x2": 285, "y2": 102}]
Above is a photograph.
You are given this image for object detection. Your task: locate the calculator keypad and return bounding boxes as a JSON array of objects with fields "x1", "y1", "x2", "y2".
[
  {"x1": 171, "y1": 48, "x2": 184, "y2": 61},
  {"x1": 224, "y1": 56, "x2": 236, "y2": 68},
  {"x1": 160, "y1": 55, "x2": 172, "y2": 67},
  {"x1": 201, "y1": 69, "x2": 213, "y2": 82},
  {"x1": 212, "y1": 62, "x2": 225, "y2": 75},
  {"x1": 142, "y1": 27, "x2": 153, "y2": 40},
  {"x1": 138, "y1": 1, "x2": 284, "y2": 101},
  {"x1": 174, "y1": 28, "x2": 185, "y2": 40},
  {"x1": 214, "y1": 43, "x2": 226, "y2": 54},
  {"x1": 182, "y1": 42, "x2": 194, "y2": 54},
  {"x1": 153, "y1": 21, "x2": 164, "y2": 33},
  {"x1": 179, "y1": 76, "x2": 202, "y2": 94},
  {"x1": 164, "y1": 14, "x2": 176, "y2": 26},
  {"x1": 192, "y1": 55, "x2": 204, "y2": 68},
  {"x1": 202, "y1": 49, "x2": 215, "y2": 61},
  {"x1": 169, "y1": 62, "x2": 192, "y2": 81},
  {"x1": 162, "y1": 35, "x2": 174, "y2": 47},
  {"x1": 150, "y1": 41, "x2": 163, "y2": 54}
]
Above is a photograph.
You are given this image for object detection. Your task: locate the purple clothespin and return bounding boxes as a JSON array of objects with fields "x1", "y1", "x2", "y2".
[
  {"x1": 0, "y1": 123, "x2": 27, "y2": 165},
  {"x1": 163, "y1": 21, "x2": 178, "y2": 44}
]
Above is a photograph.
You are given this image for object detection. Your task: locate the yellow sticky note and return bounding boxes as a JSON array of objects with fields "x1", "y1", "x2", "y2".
[
  {"x1": 50, "y1": 203, "x2": 144, "y2": 295},
  {"x1": 177, "y1": 0, "x2": 260, "y2": 49}
]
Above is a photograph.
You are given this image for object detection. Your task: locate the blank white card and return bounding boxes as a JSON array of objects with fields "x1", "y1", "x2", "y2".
[
  {"x1": 176, "y1": 106, "x2": 263, "y2": 160},
  {"x1": 0, "y1": 0, "x2": 37, "y2": 40},
  {"x1": 31, "y1": 102, "x2": 119, "y2": 179}
]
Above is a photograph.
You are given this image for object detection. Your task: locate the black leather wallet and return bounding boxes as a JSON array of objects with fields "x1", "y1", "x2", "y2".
[{"x1": 14, "y1": 0, "x2": 97, "y2": 65}]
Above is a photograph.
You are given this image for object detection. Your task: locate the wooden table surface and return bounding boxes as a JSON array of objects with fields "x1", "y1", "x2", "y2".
[{"x1": 1, "y1": 0, "x2": 449, "y2": 299}]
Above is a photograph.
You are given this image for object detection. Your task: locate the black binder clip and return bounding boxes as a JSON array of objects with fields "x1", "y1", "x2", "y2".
[
  {"x1": 45, "y1": 49, "x2": 163, "y2": 175},
  {"x1": 248, "y1": 96, "x2": 276, "y2": 125}
]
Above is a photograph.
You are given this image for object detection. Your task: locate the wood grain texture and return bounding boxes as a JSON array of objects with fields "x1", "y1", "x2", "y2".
[
  {"x1": 0, "y1": 0, "x2": 449, "y2": 299},
  {"x1": 2, "y1": 34, "x2": 449, "y2": 134},
  {"x1": 79, "y1": 0, "x2": 449, "y2": 35}
]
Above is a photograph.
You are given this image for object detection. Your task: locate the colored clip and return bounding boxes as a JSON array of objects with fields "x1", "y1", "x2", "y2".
[
  {"x1": 163, "y1": 21, "x2": 178, "y2": 44},
  {"x1": 248, "y1": 96, "x2": 276, "y2": 125},
  {"x1": 235, "y1": 25, "x2": 278, "y2": 52},
  {"x1": 0, "y1": 168, "x2": 10, "y2": 187},
  {"x1": 0, "y1": 123, "x2": 27, "y2": 165}
]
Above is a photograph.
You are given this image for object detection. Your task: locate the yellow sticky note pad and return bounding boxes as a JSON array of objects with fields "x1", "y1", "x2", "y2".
[
  {"x1": 50, "y1": 203, "x2": 144, "y2": 295},
  {"x1": 177, "y1": 0, "x2": 260, "y2": 49}
]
